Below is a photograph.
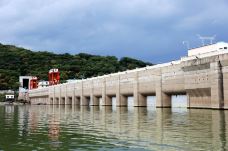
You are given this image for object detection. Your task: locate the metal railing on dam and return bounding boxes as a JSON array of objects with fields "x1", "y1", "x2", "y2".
[{"x1": 28, "y1": 47, "x2": 228, "y2": 109}]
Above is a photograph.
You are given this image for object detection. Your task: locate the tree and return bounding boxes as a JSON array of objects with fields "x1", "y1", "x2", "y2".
[{"x1": 0, "y1": 43, "x2": 153, "y2": 90}]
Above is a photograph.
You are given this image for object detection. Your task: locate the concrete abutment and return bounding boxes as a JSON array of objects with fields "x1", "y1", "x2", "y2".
[{"x1": 210, "y1": 61, "x2": 224, "y2": 109}]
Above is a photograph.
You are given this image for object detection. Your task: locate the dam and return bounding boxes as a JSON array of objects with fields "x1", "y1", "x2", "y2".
[{"x1": 28, "y1": 42, "x2": 228, "y2": 109}]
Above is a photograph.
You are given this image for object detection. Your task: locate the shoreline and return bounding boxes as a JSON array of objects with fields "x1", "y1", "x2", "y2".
[{"x1": 0, "y1": 102, "x2": 26, "y2": 105}]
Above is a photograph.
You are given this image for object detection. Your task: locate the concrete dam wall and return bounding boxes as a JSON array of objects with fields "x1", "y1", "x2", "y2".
[{"x1": 28, "y1": 43, "x2": 228, "y2": 109}]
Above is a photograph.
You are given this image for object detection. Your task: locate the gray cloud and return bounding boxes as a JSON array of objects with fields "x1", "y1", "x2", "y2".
[{"x1": 0, "y1": 0, "x2": 228, "y2": 63}]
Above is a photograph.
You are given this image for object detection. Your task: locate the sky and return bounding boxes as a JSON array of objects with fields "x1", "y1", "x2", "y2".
[{"x1": 0, "y1": 0, "x2": 228, "y2": 63}]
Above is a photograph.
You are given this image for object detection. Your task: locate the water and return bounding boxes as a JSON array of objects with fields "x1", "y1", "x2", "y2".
[{"x1": 0, "y1": 105, "x2": 227, "y2": 151}]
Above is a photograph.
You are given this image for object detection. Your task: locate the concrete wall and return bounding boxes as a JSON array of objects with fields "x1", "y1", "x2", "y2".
[{"x1": 28, "y1": 53, "x2": 228, "y2": 109}]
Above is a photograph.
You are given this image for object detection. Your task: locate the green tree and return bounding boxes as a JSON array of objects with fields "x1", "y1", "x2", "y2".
[{"x1": 0, "y1": 43, "x2": 153, "y2": 90}]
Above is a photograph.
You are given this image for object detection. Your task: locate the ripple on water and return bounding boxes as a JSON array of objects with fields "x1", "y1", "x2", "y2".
[{"x1": 0, "y1": 105, "x2": 228, "y2": 150}]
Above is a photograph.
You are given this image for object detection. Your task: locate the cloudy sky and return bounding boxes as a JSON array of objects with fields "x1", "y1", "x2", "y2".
[{"x1": 0, "y1": 0, "x2": 228, "y2": 63}]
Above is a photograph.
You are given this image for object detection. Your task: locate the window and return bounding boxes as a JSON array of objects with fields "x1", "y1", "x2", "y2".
[{"x1": 224, "y1": 47, "x2": 227, "y2": 49}]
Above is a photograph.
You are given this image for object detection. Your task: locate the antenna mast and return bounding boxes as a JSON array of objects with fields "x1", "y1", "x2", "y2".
[{"x1": 197, "y1": 34, "x2": 216, "y2": 46}]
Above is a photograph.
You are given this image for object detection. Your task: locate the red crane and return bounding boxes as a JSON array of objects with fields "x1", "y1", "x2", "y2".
[
  {"x1": 48, "y1": 69, "x2": 60, "y2": 86},
  {"x1": 30, "y1": 77, "x2": 38, "y2": 90}
]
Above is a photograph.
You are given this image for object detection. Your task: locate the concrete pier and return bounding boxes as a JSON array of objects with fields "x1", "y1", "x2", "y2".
[{"x1": 28, "y1": 42, "x2": 228, "y2": 109}]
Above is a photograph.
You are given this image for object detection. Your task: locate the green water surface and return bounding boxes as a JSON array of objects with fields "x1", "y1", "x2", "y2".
[{"x1": 0, "y1": 105, "x2": 227, "y2": 151}]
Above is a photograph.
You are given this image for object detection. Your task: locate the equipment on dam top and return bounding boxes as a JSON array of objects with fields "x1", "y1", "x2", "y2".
[
  {"x1": 30, "y1": 77, "x2": 38, "y2": 90},
  {"x1": 48, "y1": 69, "x2": 60, "y2": 86}
]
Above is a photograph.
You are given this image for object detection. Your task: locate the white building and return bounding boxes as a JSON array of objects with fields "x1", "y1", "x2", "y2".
[
  {"x1": 18, "y1": 76, "x2": 33, "y2": 100},
  {"x1": 188, "y1": 42, "x2": 228, "y2": 56},
  {"x1": 5, "y1": 95, "x2": 14, "y2": 100},
  {"x1": 19, "y1": 76, "x2": 33, "y2": 91},
  {"x1": 38, "y1": 81, "x2": 49, "y2": 88},
  {"x1": 181, "y1": 42, "x2": 228, "y2": 61}
]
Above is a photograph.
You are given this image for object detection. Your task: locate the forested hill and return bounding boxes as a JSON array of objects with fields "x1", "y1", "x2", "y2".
[{"x1": 0, "y1": 43, "x2": 153, "y2": 90}]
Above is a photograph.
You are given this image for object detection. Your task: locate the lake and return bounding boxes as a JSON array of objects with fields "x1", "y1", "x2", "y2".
[{"x1": 0, "y1": 105, "x2": 227, "y2": 151}]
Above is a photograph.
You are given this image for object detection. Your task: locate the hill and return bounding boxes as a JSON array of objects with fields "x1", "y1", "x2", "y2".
[{"x1": 0, "y1": 43, "x2": 153, "y2": 90}]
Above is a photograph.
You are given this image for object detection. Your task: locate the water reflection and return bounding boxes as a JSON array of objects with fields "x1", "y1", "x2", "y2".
[
  {"x1": 48, "y1": 115, "x2": 60, "y2": 141},
  {"x1": 0, "y1": 105, "x2": 227, "y2": 150}
]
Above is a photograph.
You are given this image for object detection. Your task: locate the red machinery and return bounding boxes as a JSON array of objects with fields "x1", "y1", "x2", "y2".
[
  {"x1": 30, "y1": 77, "x2": 38, "y2": 90},
  {"x1": 48, "y1": 69, "x2": 60, "y2": 86}
]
